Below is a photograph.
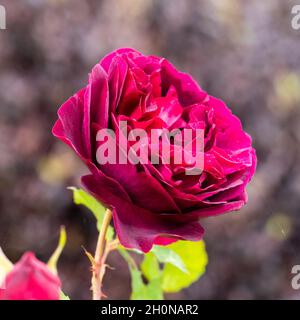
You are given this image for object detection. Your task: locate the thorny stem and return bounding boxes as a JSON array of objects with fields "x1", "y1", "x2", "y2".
[{"x1": 91, "y1": 208, "x2": 113, "y2": 300}]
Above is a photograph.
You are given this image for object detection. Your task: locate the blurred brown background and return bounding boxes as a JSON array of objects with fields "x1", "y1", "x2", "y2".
[{"x1": 1, "y1": 0, "x2": 300, "y2": 299}]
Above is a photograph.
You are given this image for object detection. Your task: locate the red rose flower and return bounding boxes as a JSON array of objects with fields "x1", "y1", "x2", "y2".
[
  {"x1": 53, "y1": 48, "x2": 256, "y2": 252},
  {"x1": 0, "y1": 252, "x2": 61, "y2": 300}
]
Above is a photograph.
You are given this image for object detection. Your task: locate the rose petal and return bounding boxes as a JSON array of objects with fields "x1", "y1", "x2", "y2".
[{"x1": 82, "y1": 173, "x2": 204, "y2": 252}]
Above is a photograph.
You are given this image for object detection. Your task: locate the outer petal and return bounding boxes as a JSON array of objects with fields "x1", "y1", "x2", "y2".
[
  {"x1": 100, "y1": 162, "x2": 181, "y2": 213},
  {"x1": 81, "y1": 173, "x2": 204, "y2": 252},
  {"x1": 87, "y1": 64, "x2": 109, "y2": 129},
  {"x1": 53, "y1": 65, "x2": 109, "y2": 162},
  {"x1": 52, "y1": 88, "x2": 91, "y2": 160},
  {"x1": 184, "y1": 200, "x2": 246, "y2": 219}
]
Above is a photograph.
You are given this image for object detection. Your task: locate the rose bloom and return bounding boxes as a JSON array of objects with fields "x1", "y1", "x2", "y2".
[
  {"x1": 0, "y1": 252, "x2": 61, "y2": 300},
  {"x1": 53, "y1": 48, "x2": 256, "y2": 252}
]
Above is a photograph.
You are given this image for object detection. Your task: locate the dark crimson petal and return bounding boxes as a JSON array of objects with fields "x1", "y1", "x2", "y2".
[
  {"x1": 82, "y1": 173, "x2": 204, "y2": 253},
  {"x1": 98, "y1": 118, "x2": 181, "y2": 214},
  {"x1": 52, "y1": 88, "x2": 92, "y2": 161},
  {"x1": 87, "y1": 64, "x2": 109, "y2": 129},
  {"x1": 53, "y1": 65, "x2": 109, "y2": 161},
  {"x1": 181, "y1": 200, "x2": 246, "y2": 220},
  {"x1": 100, "y1": 163, "x2": 181, "y2": 213}
]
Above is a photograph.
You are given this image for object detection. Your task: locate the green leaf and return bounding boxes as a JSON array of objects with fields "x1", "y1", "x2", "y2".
[
  {"x1": 60, "y1": 290, "x2": 70, "y2": 300},
  {"x1": 130, "y1": 267, "x2": 163, "y2": 300},
  {"x1": 151, "y1": 246, "x2": 187, "y2": 273},
  {"x1": 117, "y1": 247, "x2": 137, "y2": 270},
  {"x1": 161, "y1": 240, "x2": 208, "y2": 293},
  {"x1": 141, "y1": 253, "x2": 161, "y2": 281},
  {"x1": 69, "y1": 187, "x2": 114, "y2": 240},
  {"x1": 118, "y1": 247, "x2": 163, "y2": 300},
  {"x1": 69, "y1": 187, "x2": 105, "y2": 222}
]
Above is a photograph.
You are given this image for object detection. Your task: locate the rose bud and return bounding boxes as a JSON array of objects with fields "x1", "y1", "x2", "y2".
[
  {"x1": 53, "y1": 48, "x2": 256, "y2": 252},
  {"x1": 0, "y1": 252, "x2": 61, "y2": 300}
]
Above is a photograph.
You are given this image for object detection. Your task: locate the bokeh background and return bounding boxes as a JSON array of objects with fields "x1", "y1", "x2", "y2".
[{"x1": 1, "y1": 0, "x2": 300, "y2": 299}]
